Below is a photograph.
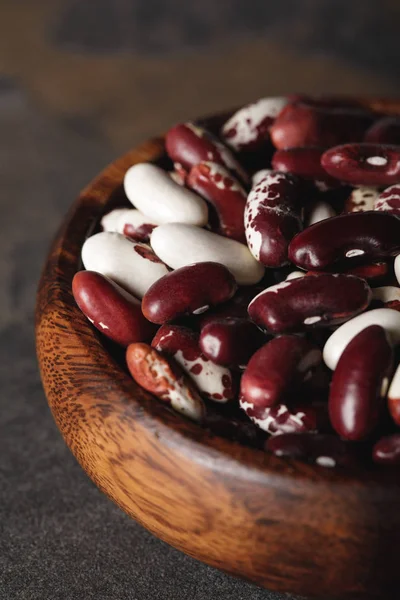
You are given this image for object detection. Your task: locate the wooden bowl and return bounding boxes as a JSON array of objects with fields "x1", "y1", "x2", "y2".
[{"x1": 36, "y1": 99, "x2": 400, "y2": 600}]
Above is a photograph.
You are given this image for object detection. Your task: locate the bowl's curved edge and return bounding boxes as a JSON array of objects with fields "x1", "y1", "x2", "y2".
[{"x1": 36, "y1": 120, "x2": 400, "y2": 600}]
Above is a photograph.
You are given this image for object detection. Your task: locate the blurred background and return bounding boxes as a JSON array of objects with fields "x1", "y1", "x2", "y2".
[{"x1": 1, "y1": 2, "x2": 400, "y2": 599}]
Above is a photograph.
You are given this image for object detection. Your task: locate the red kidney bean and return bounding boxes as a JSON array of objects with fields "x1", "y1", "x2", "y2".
[
  {"x1": 240, "y1": 336, "x2": 322, "y2": 416},
  {"x1": 244, "y1": 171, "x2": 302, "y2": 267},
  {"x1": 199, "y1": 317, "x2": 267, "y2": 369},
  {"x1": 373, "y1": 433, "x2": 400, "y2": 465},
  {"x1": 165, "y1": 122, "x2": 249, "y2": 184},
  {"x1": 271, "y1": 147, "x2": 338, "y2": 188},
  {"x1": 319, "y1": 261, "x2": 390, "y2": 285},
  {"x1": 241, "y1": 399, "x2": 321, "y2": 435},
  {"x1": 364, "y1": 117, "x2": 400, "y2": 145},
  {"x1": 248, "y1": 273, "x2": 371, "y2": 334},
  {"x1": 72, "y1": 271, "x2": 156, "y2": 346},
  {"x1": 152, "y1": 325, "x2": 235, "y2": 402},
  {"x1": 142, "y1": 262, "x2": 237, "y2": 324},
  {"x1": 126, "y1": 343, "x2": 206, "y2": 422},
  {"x1": 321, "y1": 143, "x2": 400, "y2": 186},
  {"x1": 375, "y1": 184, "x2": 400, "y2": 215},
  {"x1": 270, "y1": 103, "x2": 374, "y2": 149},
  {"x1": 221, "y1": 96, "x2": 288, "y2": 152},
  {"x1": 388, "y1": 363, "x2": 400, "y2": 426},
  {"x1": 328, "y1": 325, "x2": 393, "y2": 441},
  {"x1": 344, "y1": 186, "x2": 379, "y2": 213},
  {"x1": 289, "y1": 212, "x2": 400, "y2": 271},
  {"x1": 266, "y1": 433, "x2": 357, "y2": 467},
  {"x1": 187, "y1": 161, "x2": 247, "y2": 242}
]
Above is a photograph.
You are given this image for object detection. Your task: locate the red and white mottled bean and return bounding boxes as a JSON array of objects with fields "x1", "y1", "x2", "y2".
[
  {"x1": 221, "y1": 96, "x2": 288, "y2": 152},
  {"x1": 150, "y1": 223, "x2": 264, "y2": 285},
  {"x1": 323, "y1": 308, "x2": 400, "y2": 370},
  {"x1": 252, "y1": 169, "x2": 273, "y2": 187},
  {"x1": 244, "y1": 171, "x2": 302, "y2": 267},
  {"x1": 152, "y1": 325, "x2": 235, "y2": 402},
  {"x1": 344, "y1": 186, "x2": 379, "y2": 213},
  {"x1": 81, "y1": 232, "x2": 169, "y2": 298},
  {"x1": 375, "y1": 184, "x2": 400, "y2": 214},
  {"x1": 124, "y1": 163, "x2": 208, "y2": 226},
  {"x1": 242, "y1": 401, "x2": 320, "y2": 436},
  {"x1": 126, "y1": 343, "x2": 206, "y2": 422},
  {"x1": 371, "y1": 286, "x2": 400, "y2": 310}
]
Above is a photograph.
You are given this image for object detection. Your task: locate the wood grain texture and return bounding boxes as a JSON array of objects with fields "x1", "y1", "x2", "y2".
[{"x1": 36, "y1": 102, "x2": 400, "y2": 600}]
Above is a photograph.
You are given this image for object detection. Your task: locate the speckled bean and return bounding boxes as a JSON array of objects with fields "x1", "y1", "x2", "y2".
[
  {"x1": 321, "y1": 143, "x2": 400, "y2": 186},
  {"x1": 152, "y1": 325, "x2": 235, "y2": 402},
  {"x1": 126, "y1": 343, "x2": 206, "y2": 422},
  {"x1": 81, "y1": 232, "x2": 169, "y2": 298},
  {"x1": 187, "y1": 161, "x2": 247, "y2": 242},
  {"x1": 221, "y1": 96, "x2": 288, "y2": 152},
  {"x1": 289, "y1": 212, "x2": 400, "y2": 271},
  {"x1": 142, "y1": 262, "x2": 237, "y2": 324},
  {"x1": 248, "y1": 274, "x2": 371, "y2": 334},
  {"x1": 72, "y1": 271, "x2": 156, "y2": 346},
  {"x1": 165, "y1": 122, "x2": 249, "y2": 183},
  {"x1": 244, "y1": 171, "x2": 302, "y2": 267},
  {"x1": 344, "y1": 186, "x2": 379, "y2": 213},
  {"x1": 323, "y1": 308, "x2": 400, "y2": 370},
  {"x1": 375, "y1": 184, "x2": 400, "y2": 215},
  {"x1": 124, "y1": 163, "x2": 208, "y2": 226},
  {"x1": 150, "y1": 223, "x2": 264, "y2": 285},
  {"x1": 240, "y1": 399, "x2": 321, "y2": 435},
  {"x1": 328, "y1": 326, "x2": 393, "y2": 440}
]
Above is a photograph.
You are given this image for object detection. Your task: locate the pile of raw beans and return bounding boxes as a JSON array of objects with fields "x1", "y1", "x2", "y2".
[{"x1": 73, "y1": 95, "x2": 400, "y2": 469}]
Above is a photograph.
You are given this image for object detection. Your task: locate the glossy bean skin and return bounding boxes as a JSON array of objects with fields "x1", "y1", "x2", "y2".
[
  {"x1": 165, "y1": 122, "x2": 249, "y2": 183},
  {"x1": 373, "y1": 434, "x2": 400, "y2": 464},
  {"x1": 101, "y1": 208, "x2": 131, "y2": 232},
  {"x1": 187, "y1": 161, "x2": 247, "y2": 242},
  {"x1": 329, "y1": 326, "x2": 393, "y2": 441},
  {"x1": 375, "y1": 184, "x2": 400, "y2": 215},
  {"x1": 248, "y1": 274, "x2": 371, "y2": 334},
  {"x1": 289, "y1": 212, "x2": 400, "y2": 271},
  {"x1": 271, "y1": 147, "x2": 338, "y2": 187},
  {"x1": 221, "y1": 96, "x2": 288, "y2": 152},
  {"x1": 364, "y1": 117, "x2": 400, "y2": 145},
  {"x1": 152, "y1": 325, "x2": 235, "y2": 402},
  {"x1": 270, "y1": 103, "x2": 374, "y2": 149},
  {"x1": 244, "y1": 172, "x2": 302, "y2": 268},
  {"x1": 344, "y1": 186, "x2": 379, "y2": 213},
  {"x1": 150, "y1": 224, "x2": 265, "y2": 286},
  {"x1": 72, "y1": 271, "x2": 156, "y2": 346},
  {"x1": 142, "y1": 262, "x2": 237, "y2": 324},
  {"x1": 323, "y1": 308, "x2": 400, "y2": 370},
  {"x1": 240, "y1": 336, "x2": 322, "y2": 416},
  {"x1": 126, "y1": 343, "x2": 206, "y2": 423},
  {"x1": 81, "y1": 232, "x2": 169, "y2": 298},
  {"x1": 199, "y1": 318, "x2": 267, "y2": 368},
  {"x1": 240, "y1": 399, "x2": 323, "y2": 435},
  {"x1": 266, "y1": 433, "x2": 357, "y2": 468},
  {"x1": 321, "y1": 143, "x2": 400, "y2": 186},
  {"x1": 388, "y1": 363, "x2": 400, "y2": 426}
]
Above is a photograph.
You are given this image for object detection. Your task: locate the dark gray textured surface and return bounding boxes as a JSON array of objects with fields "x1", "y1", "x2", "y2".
[{"x1": 0, "y1": 82, "x2": 302, "y2": 600}]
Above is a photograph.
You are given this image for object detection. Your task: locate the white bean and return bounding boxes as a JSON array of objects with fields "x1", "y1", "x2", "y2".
[
  {"x1": 81, "y1": 232, "x2": 169, "y2": 298},
  {"x1": 124, "y1": 163, "x2": 208, "y2": 226},
  {"x1": 101, "y1": 208, "x2": 131, "y2": 232},
  {"x1": 395, "y1": 255, "x2": 400, "y2": 286},
  {"x1": 150, "y1": 223, "x2": 264, "y2": 286}
]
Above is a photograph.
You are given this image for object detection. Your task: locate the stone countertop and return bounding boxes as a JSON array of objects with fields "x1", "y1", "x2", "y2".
[{"x1": 1, "y1": 1, "x2": 399, "y2": 598}]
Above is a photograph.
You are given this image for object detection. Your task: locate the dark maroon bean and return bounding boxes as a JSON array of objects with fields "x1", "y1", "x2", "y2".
[
  {"x1": 373, "y1": 434, "x2": 400, "y2": 465},
  {"x1": 270, "y1": 103, "x2": 374, "y2": 150},
  {"x1": 329, "y1": 325, "x2": 393, "y2": 441},
  {"x1": 187, "y1": 162, "x2": 247, "y2": 242},
  {"x1": 375, "y1": 184, "x2": 400, "y2": 214},
  {"x1": 266, "y1": 433, "x2": 357, "y2": 467},
  {"x1": 271, "y1": 147, "x2": 338, "y2": 187},
  {"x1": 289, "y1": 212, "x2": 400, "y2": 271},
  {"x1": 248, "y1": 274, "x2": 371, "y2": 334},
  {"x1": 240, "y1": 336, "x2": 321, "y2": 414},
  {"x1": 72, "y1": 271, "x2": 156, "y2": 347},
  {"x1": 244, "y1": 171, "x2": 302, "y2": 268},
  {"x1": 199, "y1": 317, "x2": 267, "y2": 368},
  {"x1": 364, "y1": 117, "x2": 400, "y2": 145},
  {"x1": 307, "y1": 261, "x2": 391, "y2": 285},
  {"x1": 142, "y1": 262, "x2": 237, "y2": 324},
  {"x1": 152, "y1": 324, "x2": 235, "y2": 402},
  {"x1": 165, "y1": 122, "x2": 249, "y2": 183},
  {"x1": 321, "y1": 143, "x2": 400, "y2": 186}
]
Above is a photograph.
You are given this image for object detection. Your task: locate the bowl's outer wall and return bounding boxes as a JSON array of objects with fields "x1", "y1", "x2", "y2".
[{"x1": 36, "y1": 103, "x2": 400, "y2": 600}]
